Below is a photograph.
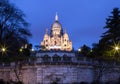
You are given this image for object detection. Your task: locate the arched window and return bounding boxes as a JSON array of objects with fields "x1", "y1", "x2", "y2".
[
  {"x1": 63, "y1": 54, "x2": 71, "y2": 62},
  {"x1": 52, "y1": 54, "x2": 61, "y2": 62},
  {"x1": 42, "y1": 54, "x2": 51, "y2": 62}
]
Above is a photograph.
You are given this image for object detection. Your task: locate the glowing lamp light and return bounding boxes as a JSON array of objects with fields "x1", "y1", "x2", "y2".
[
  {"x1": 115, "y1": 46, "x2": 119, "y2": 51},
  {"x1": 78, "y1": 48, "x2": 81, "y2": 52},
  {"x1": 31, "y1": 48, "x2": 34, "y2": 51},
  {"x1": 2, "y1": 48, "x2": 6, "y2": 52},
  {"x1": 19, "y1": 48, "x2": 23, "y2": 52}
]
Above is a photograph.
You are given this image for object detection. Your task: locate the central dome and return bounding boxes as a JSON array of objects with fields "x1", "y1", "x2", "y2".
[
  {"x1": 50, "y1": 13, "x2": 63, "y2": 36},
  {"x1": 52, "y1": 21, "x2": 62, "y2": 29}
]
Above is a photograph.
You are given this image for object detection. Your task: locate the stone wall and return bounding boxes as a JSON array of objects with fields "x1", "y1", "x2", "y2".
[
  {"x1": 22, "y1": 66, "x2": 37, "y2": 84},
  {"x1": 35, "y1": 65, "x2": 94, "y2": 84},
  {"x1": 0, "y1": 64, "x2": 119, "y2": 84}
]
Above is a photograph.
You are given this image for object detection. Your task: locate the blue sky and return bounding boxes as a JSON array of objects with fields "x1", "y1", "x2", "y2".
[{"x1": 10, "y1": 0, "x2": 120, "y2": 49}]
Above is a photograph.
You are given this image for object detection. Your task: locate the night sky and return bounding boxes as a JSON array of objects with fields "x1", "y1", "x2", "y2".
[{"x1": 10, "y1": 0, "x2": 120, "y2": 50}]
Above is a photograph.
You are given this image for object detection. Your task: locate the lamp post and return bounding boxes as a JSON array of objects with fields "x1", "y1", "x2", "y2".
[{"x1": 114, "y1": 46, "x2": 119, "y2": 63}]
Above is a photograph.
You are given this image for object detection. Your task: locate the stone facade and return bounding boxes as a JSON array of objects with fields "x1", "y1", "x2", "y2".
[{"x1": 41, "y1": 14, "x2": 72, "y2": 51}]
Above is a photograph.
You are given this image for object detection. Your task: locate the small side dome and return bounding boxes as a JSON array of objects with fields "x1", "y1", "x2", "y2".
[
  {"x1": 63, "y1": 33, "x2": 68, "y2": 38},
  {"x1": 44, "y1": 34, "x2": 49, "y2": 38}
]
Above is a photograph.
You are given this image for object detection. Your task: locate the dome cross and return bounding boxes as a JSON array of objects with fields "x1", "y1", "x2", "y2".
[{"x1": 55, "y1": 12, "x2": 58, "y2": 21}]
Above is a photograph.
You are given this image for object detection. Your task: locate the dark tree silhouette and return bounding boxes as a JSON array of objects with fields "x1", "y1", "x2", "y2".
[
  {"x1": 92, "y1": 8, "x2": 120, "y2": 61},
  {"x1": 0, "y1": 0, "x2": 32, "y2": 81},
  {"x1": 0, "y1": 0, "x2": 31, "y2": 62},
  {"x1": 90, "y1": 8, "x2": 120, "y2": 82},
  {"x1": 100, "y1": 8, "x2": 120, "y2": 61},
  {"x1": 79, "y1": 44, "x2": 91, "y2": 56},
  {"x1": 102, "y1": 8, "x2": 120, "y2": 44}
]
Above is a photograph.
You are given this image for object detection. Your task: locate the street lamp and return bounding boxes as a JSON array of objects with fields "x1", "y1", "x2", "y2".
[
  {"x1": 19, "y1": 48, "x2": 23, "y2": 52},
  {"x1": 114, "y1": 46, "x2": 120, "y2": 63},
  {"x1": 0, "y1": 47, "x2": 7, "y2": 56},
  {"x1": 1, "y1": 47, "x2": 6, "y2": 52},
  {"x1": 115, "y1": 46, "x2": 119, "y2": 51},
  {"x1": 78, "y1": 48, "x2": 81, "y2": 52},
  {"x1": 31, "y1": 48, "x2": 34, "y2": 51}
]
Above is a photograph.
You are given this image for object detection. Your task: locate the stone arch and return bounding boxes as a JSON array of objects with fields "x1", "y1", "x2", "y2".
[
  {"x1": 42, "y1": 54, "x2": 51, "y2": 62},
  {"x1": 63, "y1": 54, "x2": 71, "y2": 62},
  {"x1": 52, "y1": 54, "x2": 61, "y2": 62}
]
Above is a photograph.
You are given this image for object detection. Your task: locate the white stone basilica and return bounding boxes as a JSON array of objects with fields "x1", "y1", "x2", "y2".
[
  {"x1": 0, "y1": 14, "x2": 119, "y2": 84},
  {"x1": 41, "y1": 14, "x2": 72, "y2": 51}
]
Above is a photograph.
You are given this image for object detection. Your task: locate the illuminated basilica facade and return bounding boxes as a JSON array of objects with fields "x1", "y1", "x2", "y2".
[{"x1": 41, "y1": 14, "x2": 72, "y2": 51}]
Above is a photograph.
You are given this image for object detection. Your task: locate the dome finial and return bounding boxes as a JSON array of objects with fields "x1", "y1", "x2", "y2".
[
  {"x1": 46, "y1": 28, "x2": 48, "y2": 34},
  {"x1": 55, "y1": 12, "x2": 58, "y2": 21},
  {"x1": 64, "y1": 28, "x2": 67, "y2": 33}
]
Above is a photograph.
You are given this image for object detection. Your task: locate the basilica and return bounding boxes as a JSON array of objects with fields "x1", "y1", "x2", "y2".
[
  {"x1": 41, "y1": 14, "x2": 72, "y2": 51},
  {"x1": 0, "y1": 14, "x2": 119, "y2": 84}
]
